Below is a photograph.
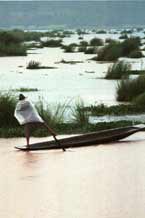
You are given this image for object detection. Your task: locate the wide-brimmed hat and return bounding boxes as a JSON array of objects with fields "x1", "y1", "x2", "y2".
[{"x1": 19, "y1": 93, "x2": 26, "y2": 100}]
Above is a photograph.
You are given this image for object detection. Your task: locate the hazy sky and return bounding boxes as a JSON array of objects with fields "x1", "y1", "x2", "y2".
[{"x1": 0, "y1": 0, "x2": 143, "y2": 1}]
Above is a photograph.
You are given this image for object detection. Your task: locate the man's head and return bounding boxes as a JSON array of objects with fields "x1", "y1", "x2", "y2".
[{"x1": 19, "y1": 94, "x2": 26, "y2": 101}]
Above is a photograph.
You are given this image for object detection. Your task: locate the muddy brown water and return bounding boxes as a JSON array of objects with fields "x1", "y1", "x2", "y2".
[{"x1": 0, "y1": 133, "x2": 145, "y2": 218}]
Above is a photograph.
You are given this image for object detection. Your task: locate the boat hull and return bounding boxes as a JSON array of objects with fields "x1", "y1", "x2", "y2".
[{"x1": 15, "y1": 125, "x2": 145, "y2": 151}]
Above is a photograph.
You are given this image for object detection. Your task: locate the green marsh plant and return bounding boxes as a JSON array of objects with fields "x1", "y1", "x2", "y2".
[
  {"x1": 117, "y1": 75, "x2": 145, "y2": 102},
  {"x1": 105, "y1": 60, "x2": 131, "y2": 79},
  {"x1": 0, "y1": 93, "x2": 17, "y2": 127},
  {"x1": 71, "y1": 100, "x2": 89, "y2": 126}
]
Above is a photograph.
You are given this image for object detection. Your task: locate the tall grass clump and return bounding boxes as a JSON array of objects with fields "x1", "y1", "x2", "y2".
[
  {"x1": 116, "y1": 75, "x2": 145, "y2": 101},
  {"x1": 97, "y1": 41, "x2": 122, "y2": 61},
  {"x1": 23, "y1": 31, "x2": 43, "y2": 42},
  {"x1": 97, "y1": 37, "x2": 141, "y2": 61},
  {"x1": 105, "y1": 61, "x2": 131, "y2": 79},
  {"x1": 133, "y1": 93, "x2": 145, "y2": 109},
  {"x1": 0, "y1": 31, "x2": 26, "y2": 56},
  {"x1": 26, "y1": 60, "x2": 40, "y2": 69},
  {"x1": 96, "y1": 30, "x2": 107, "y2": 34},
  {"x1": 121, "y1": 37, "x2": 141, "y2": 56},
  {"x1": 41, "y1": 39, "x2": 62, "y2": 47},
  {"x1": 62, "y1": 43, "x2": 78, "y2": 53},
  {"x1": 0, "y1": 29, "x2": 44, "y2": 43},
  {"x1": 119, "y1": 34, "x2": 128, "y2": 40},
  {"x1": 0, "y1": 93, "x2": 18, "y2": 127},
  {"x1": 105, "y1": 38, "x2": 116, "y2": 44},
  {"x1": 16, "y1": 88, "x2": 39, "y2": 92},
  {"x1": 78, "y1": 47, "x2": 87, "y2": 53},
  {"x1": 0, "y1": 42, "x2": 26, "y2": 56},
  {"x1": 36, "y1": 99, "x2": 66, "y2": 128},
  {"x1": 90, "y1": 38, "x2": 104, "y2": 46},
  {"x1": 84, "y1": 47, "x2": 97, "y2": 54},
  {"x1": 0, "y1": 31, "x2": 23, "y2": 44},
  {"x1": 71, "y1": 100, "x2": 89, "y2": 126},
  {"x1": 80, "y1": 41, "x2": 88, "y2": 47},
  {"x1": 128, "y1": 50, "x2": 143, "y2": 58}
]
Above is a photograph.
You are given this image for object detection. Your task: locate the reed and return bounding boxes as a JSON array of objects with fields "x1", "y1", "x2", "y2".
[
  {"x1": 15, "y1": 88, "x2": 39, "y2": 92},
  {"x1": 90, "y1": 37, "x2": 104, "y2": 46},
  {"x1": 79, "y1": 41, "x2": 88, "y2": 47},
  {"x1": 128, "y1": 50, "x2": 143, "y2": 58},
  {"x1": 96, "y1": 30, "x2": 107, "y2": 34},
  {"x1": 0, "y1": 93, "x2": 18, "y2": 127},
  {"x1": 85, "y1": 47, "x2": 97, "y2": 54},
  {"x1": 41, "y1": 39, "x2": 62, "y2": 47},
  {"x1": 133, "y1": 93, "x2": 145, "y2": 109},
  {"x1": 121, "y1": 37, "x2": 141, "y2": 56},
  {"x1": 0, "y1": 120, "x2": 137, "y2": 137},
  {"x1": 0, "y1": 92, "x2": 142, "y2": 137},
  {"x1": 71, "y1": 100, "x2": 89, "y2": 126},
  {"x1": 117, "y1": 75, "x2": 145, "y2": 101},
  {"x1": 36, "y1": 98, "x2": 67, "y2": 128},
  {"x1": 26, "y1": 60, "x2": 40, "y2": 69},
  {"x1": 105, "y1": 60, "x2": 131, "y2": 79},
  {"x1": 0, "y1": 30, "x2": 27, "y2": 56},
  {"x1": 97, "y1": 37, "x2": 141, "y2": 61},
  {"x1": 97, "y1": 41, "x2": 122, "y2": 61},
  {"x1": 62, "y1": 43, "x2": 78, "y2": 53},
  {"x1": 0, "y1": 43, "x2": 26, "y2": 56},
  {"x1": 84, "y1": 103, "x2": 143, "y2": 116}
]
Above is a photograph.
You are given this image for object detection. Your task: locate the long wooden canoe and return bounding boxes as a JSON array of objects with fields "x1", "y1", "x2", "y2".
[{"x1": 15, "y1": 124, "x2": 145, "y2": 151}]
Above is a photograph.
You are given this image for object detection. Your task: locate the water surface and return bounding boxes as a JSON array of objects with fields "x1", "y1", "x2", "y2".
[{"x1": 1, "y1": 133, "x2": 145, "y2": 218}]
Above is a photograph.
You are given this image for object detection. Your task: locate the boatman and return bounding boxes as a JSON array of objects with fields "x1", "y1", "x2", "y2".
[{"x1": 14, "y1": 94, "x2": 65, "y2": 151}]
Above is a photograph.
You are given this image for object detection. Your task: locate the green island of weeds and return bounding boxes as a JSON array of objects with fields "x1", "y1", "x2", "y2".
[
  {"x1": 0, "y1": 93, "x2": 143, "y2": 138},
  {"x1": 0, "y1": 120, "x2": 138, "y2": 138}
]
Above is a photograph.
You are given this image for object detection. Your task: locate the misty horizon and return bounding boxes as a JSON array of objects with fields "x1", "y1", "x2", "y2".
[{"x1": 0, "y1": 1, "x2": 144, "y2": 29}]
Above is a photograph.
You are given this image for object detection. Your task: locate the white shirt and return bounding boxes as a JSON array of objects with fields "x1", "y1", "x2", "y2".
[{"x1": 14, "y1": 99, "x2": 44, "y2": 125}]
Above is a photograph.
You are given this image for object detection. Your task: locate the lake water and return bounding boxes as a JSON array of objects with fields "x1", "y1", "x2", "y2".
[
  {"x1": 1, "y1": 132, "x2": 145, "y2": 218},
  {"x1": 0, "y1": 32, "x2": 145, "y2": 107}
]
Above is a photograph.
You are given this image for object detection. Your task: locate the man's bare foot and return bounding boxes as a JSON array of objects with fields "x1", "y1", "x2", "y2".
[{"x1": 26, "y1": 145, "x2": 30, "y2": 150}]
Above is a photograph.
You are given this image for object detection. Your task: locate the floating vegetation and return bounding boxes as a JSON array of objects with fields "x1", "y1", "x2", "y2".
[
  {"x1": 0, "y1": 92, "x2": 143, "y2": 137},
  {"x1": 96, "y1": 30, "x2": 107, "y2": 34},
  {"x1": 84, "y1": 103, "x2": 145, "y2": 116},
  {"x1": 85, "y1": 71, "x2": 95, "y2": 74},
  {"x1": 26, "y1": 60, "x2": 57, "y2": 69},
  {"x1": 13, "y1": 88, "x2": 39, "y2": 92},
  {"x1": 56, "y1": 59, "x2": 83, "y2": 64},
  {"x1": 41, "y1": 39, "x2": 62, "y2": 47}
]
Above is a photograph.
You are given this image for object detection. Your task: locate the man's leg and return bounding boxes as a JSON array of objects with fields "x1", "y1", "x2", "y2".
[{"x1": 24, "y1": 124, "x2": 30, "y2": 148}]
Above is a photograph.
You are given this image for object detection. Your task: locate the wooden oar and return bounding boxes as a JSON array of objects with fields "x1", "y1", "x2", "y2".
[
  {"x1": 43, "y1": 122, "x2": 66, "y2": 152},
  {"x1": 53, "y1": 135, "x2": 66, "y2": 152}
]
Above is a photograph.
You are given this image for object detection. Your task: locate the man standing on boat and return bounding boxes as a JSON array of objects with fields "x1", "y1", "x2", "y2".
[{"x1": 14, "y1": 94, "x2": 65, "y2": 151}]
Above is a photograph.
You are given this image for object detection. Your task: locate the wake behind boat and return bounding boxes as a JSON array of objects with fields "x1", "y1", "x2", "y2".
[{"x1": 15, "y1": 124, "x2": 145, "y2": 151}]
